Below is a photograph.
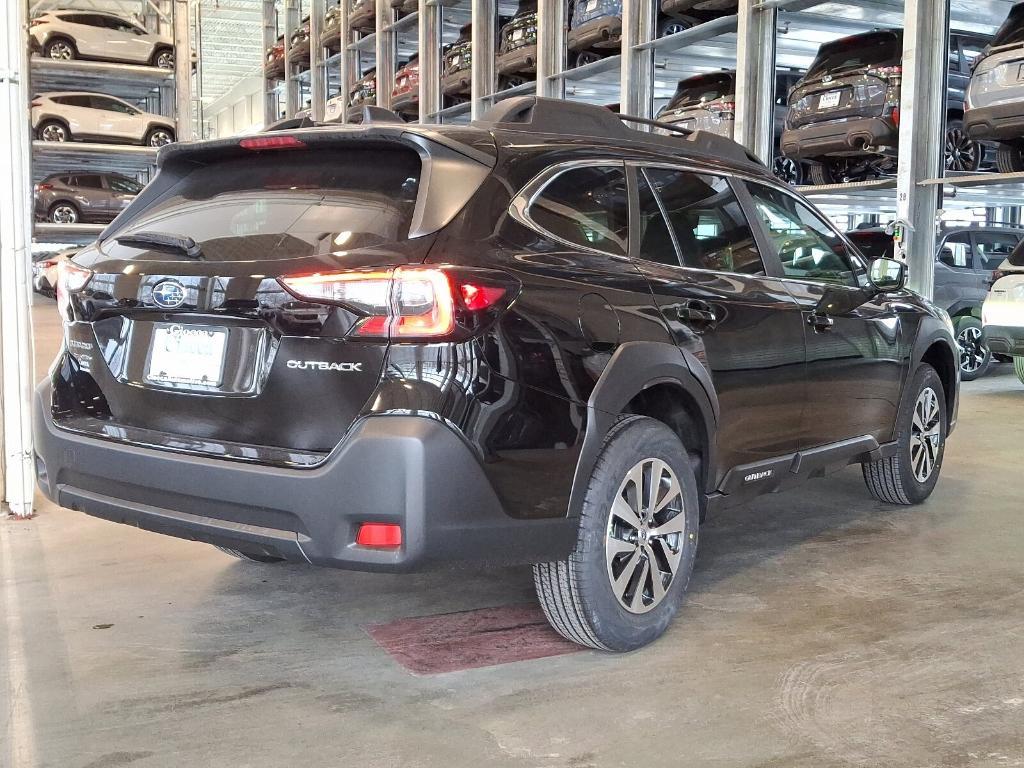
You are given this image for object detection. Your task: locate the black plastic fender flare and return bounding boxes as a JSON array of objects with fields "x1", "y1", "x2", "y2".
[{"x1": 566, "y1": 341, "x2": 719, "y2": 520}]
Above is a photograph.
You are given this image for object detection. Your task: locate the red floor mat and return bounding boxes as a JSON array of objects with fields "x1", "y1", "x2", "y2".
[{"x1": 363, "y1": 604, "x2": 583, "y2": 675}]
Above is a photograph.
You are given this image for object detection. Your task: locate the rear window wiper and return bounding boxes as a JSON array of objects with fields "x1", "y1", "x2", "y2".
[{"x1": 115, "y1": 231, "x2": 203, "y2": 259}]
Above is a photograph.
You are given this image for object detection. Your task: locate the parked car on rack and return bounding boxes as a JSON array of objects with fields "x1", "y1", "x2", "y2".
[
  {"x1": 34, "y1": 172, "x2": 142, "y2": 225},
  {"x1": 781, "y1": 29, "x2": 990, "y2": 184},
  {"x1": 391, "y1": 56, "x2": 419, "y2": 118},
  {"x1": 347, "y1": 68, "x2": 377, "y2": 118},
  {"x1": 29, "y1": 10, "x2": 174, "y2": 69},
  {"x1": 321, "y1": 4, "x2": 342, "y2": 50},
  {"x1": 656, "y1": 69, "x2": 804, "y2": 185},
  {"x1": 661, "y1": 0, "x2": 738, "y2": 15},
  {"x1": 36, "y1": 96, "x2": 959, "y2": 653},
  {"x1": 266, "y1": 37, "x2": 285, "y2": 79},
  {"x1": 350, "y1": 0, "x2": 376, "y2": 34},
  {"x1": 496, "y1": 0, "x2": 538, "y2": 89},
  {"x1": 390, "y1": 0, "x2": 418, "y2": 15},
  {"x1": 846, "y1": 224, "x2": 1023, "y2": 380},
  {"x1": 442, "y1": 24, "x2": 474, "y2": 103},
  {"x1": 288, "y1": 16, "x2": 311, "y2": 65},
  {"x1": 965, "y1": 3, "x2": 1024, "y2": 172},
  {"x1": 31, "y1": 92, "x2": 175, "y2": 147},
  {"x1": 32, "y1": 248, "x2": 77, "y2": 299},
  {"x1": 982, "y1": 240, "x2": 1024, "y2": 381}
]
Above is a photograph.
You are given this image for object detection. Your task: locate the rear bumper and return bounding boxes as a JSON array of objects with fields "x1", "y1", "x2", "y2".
[
  {"x1": 33, "y1": 383, "x2": 577, "y2": 572},
  {"x1": 496, "y1": 44, "x2": 537, "y2": 76},
  {"x1": 780, "y1": 117, "x2": 897, "y2": 160},
  {"x1": 568, "y1": 16, "x2": 622, "y2": 51},
  {"x1": 964, "y1": 103, "x2": 1024, "y2": 142},
  {"x1": 441, "y1": 70, "x2": 471, "y2": 95},
  {"x1": 982, "y1": 324, "x2": 1024, "y2": 355}
]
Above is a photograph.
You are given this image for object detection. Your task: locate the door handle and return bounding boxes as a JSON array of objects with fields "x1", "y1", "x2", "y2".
[
  {"x1": 807, "y1": 312, "x2": 834, "y2": 332},
  {"x1": 673, "y1": 300, "x2": 718, "y2": 328}
]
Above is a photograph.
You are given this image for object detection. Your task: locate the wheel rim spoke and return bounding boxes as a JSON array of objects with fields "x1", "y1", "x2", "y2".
[
  {"x1": 611, "y1": 495, "x2": 642, "y2": 531},
  {"x1": 910, "y1": 386, "x2": 942, "y2": 482}
]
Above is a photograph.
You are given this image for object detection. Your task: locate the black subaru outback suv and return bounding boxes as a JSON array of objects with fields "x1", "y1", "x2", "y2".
[{"x1": 35, "y1": 98, "x2": 959, "y2": 652}]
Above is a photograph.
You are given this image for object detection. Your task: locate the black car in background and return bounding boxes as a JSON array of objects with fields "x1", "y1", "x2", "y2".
[
  {"x1": 782, "y1": 29, "x2": 990, "y2": 184},
  {"x1": 36, "y1": 97, "x2": 958, "y2": 652},
  {"x1": 848, "y1": 224, "x2": 1023, "y2": 379}
]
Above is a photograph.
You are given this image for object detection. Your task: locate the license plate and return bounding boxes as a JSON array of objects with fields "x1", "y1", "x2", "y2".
[
  {"x1": 818, "y1": 90, "x2": 842, "y2": 109},
  {"x1": 146, "y1": 324, "x2": 228, "y2": 387}
]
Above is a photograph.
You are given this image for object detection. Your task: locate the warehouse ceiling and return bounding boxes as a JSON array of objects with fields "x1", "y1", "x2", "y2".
[{"x1": 197, "y1": 0, "x2": 264, "y2": 106}]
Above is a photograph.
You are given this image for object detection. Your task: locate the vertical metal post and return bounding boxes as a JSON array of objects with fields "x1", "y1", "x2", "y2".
[
  {"x1": 619, "y1": 0, "x2": 655, "y2": 119},
  {"x1": 734, "y1": 0, "x2": 776, "y2": 163},
  {"x1": 264, "y1": 0, "x2": 278, "y2": 125},
  {"x1": 470, "y1": 0, "x2": 495, "y2": 119},
  {"x1": 310, "y1": 0, "x2": 326, "y2": 120},
  {"x1": 340, "y1": 0, "x2": 355, "y2": 123},
  {"x1": 283, "y1": 0, "x2": 299, "y2": 116},
  {"x1": 173, "y1": 0, "x2": 193, "y2": 141},
  {"x1": 895, "y1": 0, "x2": 947, "y2": 299},
  {"x1": 418, "y1": 0, "x2": 441, "y2": 122},
  {"x1": 375, "y1": 0, "x2": 395, "y2": 109},
  {"x1": 0, "y1": 0, "x2": 36, "y2": 518},
  {"x1": 536, "y1": 0, "x2": 566, "y2": 99}
]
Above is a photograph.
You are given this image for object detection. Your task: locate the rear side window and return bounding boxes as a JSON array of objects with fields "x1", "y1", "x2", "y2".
[
  {"x1": 527, "y1": 165, "x2": 629, "y2": 255},
  {"x1": 109, "y1": 147, "x2": 421, "y2": 260},
  {"x1": 806, "y1": 32, "x2": 902, "y2": 79},
  {"x1": 974, "y1": 232, "x2": 1019, "y2": 270},
  {"x1": 643, "y1": 168, "x2": 765, "y2": 275},
  {"x1": 939, "y1": 233, "x2": 972, "y2": 269}
]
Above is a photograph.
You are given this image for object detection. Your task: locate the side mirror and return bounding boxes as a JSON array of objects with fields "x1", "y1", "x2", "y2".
[{"x1": 868, "y1": 257, "x2": 906, "y2": 293}]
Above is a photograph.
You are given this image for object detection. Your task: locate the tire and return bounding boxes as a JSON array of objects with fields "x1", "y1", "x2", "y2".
[
  {"x1": 37, "y1": 120, "x2": 70, "y2": 142},
  {"x1": 863, "y1": 364, "x2": 946, "y2": 505},
  {"x1": 657, "y1": 15, "x2": 698, "y2": 37},
  {"x1": 808, "y1": 161, "x2": 835, "y2": 185},
  {"x1": 497, "y1": 74, "x2": 530, "y2": 90},
  {"x1": 214, "y1": 546, "x2": 285, "y2": 563},
  {"x1": 996, "y1": 143, "x2": 1024, "y2": 173},
  {"x1": 572, "y1": 50, "x2": 604, "y2": 68},
  {"x1": 954, "y1": 315, "x2": 990, "y2": 381},
  {"x1": 1015, "y1": 356, "x2": 1024, "y2": 385},
  {"x1": 944, "y1": 119, "x2": 983, "y2": 173},
  {"x1": 145, "y1": 127, "x2": 175, "y2": 147},
  {"x1": 533, "y1": 415, "x2": 700, "y2": 652},
  {"x1": 48, "y1": 202, "x2": 80, "y2": 225},
  {"x1": 772, "y1": 155, "x2": 803, "y2": 186},
  {"x1": 44, "y1": 37, "x2": 77, "y2": 61},
  {"x1": 151, "y1": 47, "x2": 174, "y2": 69}
]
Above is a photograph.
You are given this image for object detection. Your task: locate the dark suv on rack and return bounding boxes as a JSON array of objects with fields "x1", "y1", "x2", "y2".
[{"x1": 35, "y1": 97, "x2": 958, "y2": 652}]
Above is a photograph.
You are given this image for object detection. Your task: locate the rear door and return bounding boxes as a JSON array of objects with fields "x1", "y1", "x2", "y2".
[
  {"x1": 934, "y1": 231, "x2": 978, "y2": 312},
  {"x1": 74, "y1": 173, "x2": 107, "y2": 219},
  {"x1": 629, "y1": 164, "x2": 808, "y2": 481},
  {"x1": 90, "y1": 96, "x2": 140, "y2": 140},
  {"x1": 741, "y1": 180, "x2": 904, "y2": 448}
]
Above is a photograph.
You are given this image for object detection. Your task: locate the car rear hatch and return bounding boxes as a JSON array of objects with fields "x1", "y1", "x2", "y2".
[
  {"x1": 54, "y1": 127, "x2": 496, "y2": 466},
  {"x1": 787, "y1": 31, "x2": 902, "y2": 129},
  {"x1": 657, "y1": 72, "x2": 735, "y2": 137}
]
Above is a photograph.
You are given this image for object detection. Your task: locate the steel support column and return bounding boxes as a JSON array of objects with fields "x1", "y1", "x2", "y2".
[
  {"x1": 283, "y1": 0, "x2": 299, "y2": 117},
  {"x1": 310, "y1": 0, "x2": 326, "y2": 120},
  {"x1": 340, "y1": 0, "x2": 355, "y2": 123},
  {"x1": 470, "y1": 0, "x2": 495, "y2": 120},
  {"x1": 895, "y1": 0, "x2": 948, "y2": 299},
  {"x1": 375, "y1": 0, "x2": 396, "y2": 109},
  {"x1": 620, "y1": 0, "x2": 656, "y2": 120},
  {"x1": 263, "y1": 0, "x2": 278, "y2": 125},
  {"x1": 418, "y1": 0, "x2": 442, "y2": 122},
  {"x1": 734, "y1": 0, "x2": 776, "y2": 163},
  {"x1": 173, "y1": 0, "x2": 193, "y2": 141},
  {"x1": 536, "y1": 0, "x2": 566, "y2": 99},
  {"x1": 0, "y1": 0, "x2": 36, "y2": 518}
]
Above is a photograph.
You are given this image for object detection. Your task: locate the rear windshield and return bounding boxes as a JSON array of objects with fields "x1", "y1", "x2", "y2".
[
  {"x1": 665, "y1": 73, "x2": 734, "y2": 110},
  {"x1": 109, "y1": 147, "x2": 421, "y2": 261},
  {"x1": 993, "y1": 5, "x2": 1024, "y2": 47},
  {"x1": 807, "y1": 32, "x2": 902, "y2": 79},
  {"x1": 847, "y1": 230, "x2": 893, "y2": 261}
]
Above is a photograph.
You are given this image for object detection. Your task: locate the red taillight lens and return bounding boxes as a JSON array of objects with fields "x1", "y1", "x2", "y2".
[
  {"x1": 239, "y1": 135, "x2": 306, "y2": 150},
  {"x1": 56, "y1": 260, "x2": 93, "y2": 318},
  {"x1": 459, "y1": 282, "x2": 505, "y2": 311},
  {"x1": 891, "y1": 106, "x2": 900, "y2": 127},
  {"x1": 30, "y1": 18, "x2": 46, "y2": 26},
  {"x1": 36, "y1": 182, "x2": 54, "y2": 191},
  {"x1": 869, "y1": 65, "x2": 902, "y2": 78},
  {"x1": 356, "y1": 523, "x2": 402, "y2": 548},
  {"x1": 30, "y1": 100, "x2": 42, "y2": 108}
]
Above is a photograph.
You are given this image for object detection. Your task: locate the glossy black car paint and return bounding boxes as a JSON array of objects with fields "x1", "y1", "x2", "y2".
[{"x1": 34, "y1": 99, "x2": 959, "y2": 570}]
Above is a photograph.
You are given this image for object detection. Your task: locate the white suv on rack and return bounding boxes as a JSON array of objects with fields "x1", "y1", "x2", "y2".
[
  {"x1": 29, "y1": 11, "x2": 174, "y2": 69},
  {"x1": 982, "y1": 243, "x2": 1024, "y2": 383},
  {"x1": 31, "y1": 92, "x2": 176, "y2": 147}
]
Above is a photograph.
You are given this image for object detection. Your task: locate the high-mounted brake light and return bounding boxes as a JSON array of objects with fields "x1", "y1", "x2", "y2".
[
  {"x1": 868, "y1": 65, "x2": 903, "y2": 78},
  {"x1": 239, "y1": 135, "x2": 306, "y2": 151}
]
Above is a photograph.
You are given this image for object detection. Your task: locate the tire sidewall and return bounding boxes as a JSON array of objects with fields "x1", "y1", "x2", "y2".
[
  {"x1": 954, "y1": 315, "x2": 990, "y2": 381},
  {"x1": 49, "y1": 202, "x2": 79, "y2": 224},
  {"x1": 894, "y1": 365, "x2": 947, "y2": 504},
  {"x1": 573, "y1": 417, "x2": 700, "y2": 652}
]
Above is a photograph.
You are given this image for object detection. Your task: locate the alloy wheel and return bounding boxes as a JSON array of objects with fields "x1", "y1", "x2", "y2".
[
  {"x1": 50, "y1": 205, "x2": 78, "y2": 224},
  {"x1": 773, "y1": 156, "x2": 801, "y2": 185},
  {"x1": 945, "y1": 127, "x2": 979, "y2": 172},
  {"x1": 149, "y1": 130, "x2": 173, "y2": 147},
  {"x1": 605, "y1": 458, "x2": 686, "y2": 614},
  {"x1": 156, "y1": 50, "x2": 174, "y2": 69},
  {"x1": 48, "y1": 41, "x2": 73, "y2": 60},
  {"x1": 956, "y1": 325, "x2": 987, "y2": 375},
  {"x1": 41, "y1": 123, "x2": 67, "y2": 142},
  {"x1": 910, "y1": 387, "x2": 942, "y2": 483},
  {"x1": 660, "y1": 22, "x2": 689, "y2": 36}
]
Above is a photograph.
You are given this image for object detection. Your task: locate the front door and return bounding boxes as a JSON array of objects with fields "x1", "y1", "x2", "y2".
[
  {"x1": 630, "y1": 165, "x2": 808, "y2": 481},
  {"x1": 742, "y1": 181, "x2": 905, "y2": 448}
]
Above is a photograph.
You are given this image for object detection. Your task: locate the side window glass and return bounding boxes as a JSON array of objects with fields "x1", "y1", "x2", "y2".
[
  {"x1": 527, "y1": 165, "x2": 629, "y2": 255},
  {"x1": 746, "y1": 182, "x2": 860, "y2": 287},
  {"x1": 635, "y1": 170, "x2": 681, "y2": 266},
  {"x1": 975, "y1": 233, "x2": 1019, "y2": 270},
  {"x1": 939, "y1": 233, "x2": 972, "y2": 269},
  {"x1": 644, "y1": 167, "x2": 766, "y2": 275},
  {"x1": 77, "y1": 174, "x2": 103, "y2": 189}
]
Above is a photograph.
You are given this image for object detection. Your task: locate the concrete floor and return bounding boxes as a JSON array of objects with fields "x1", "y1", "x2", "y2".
[{"x1": 4, "y1": 303, "x2": 1024, "y2": 768}]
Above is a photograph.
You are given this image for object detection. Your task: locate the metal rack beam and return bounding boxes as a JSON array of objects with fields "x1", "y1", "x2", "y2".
[
  {"x1": 470, "y1": 0, "x2": 495, "y2": 119},
  {"x1": 375, "y1": 0, "x2": 396, "y2": 109},
  {"x1": 418, "y1": 0, "x2": 441, "y2": 121}
]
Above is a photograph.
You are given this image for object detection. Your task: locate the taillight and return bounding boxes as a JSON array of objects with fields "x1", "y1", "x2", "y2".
[
  {"x1": 30, "y1": 18, "x2": 46, "y2": 26},
  {"x1": 279, "y1": 266, "x2": 512, "y2": 341},
  {"x1": 891, "y1": 106, "x2": 900, "y2": 127},
  {"x1": 868, "y1": 65, "x2": 902, "y2": 79},
  {"x1": 56, "y1": 260, "x2": 93, "y2": 319},
  {"x1": 36, "y1": 182, "x2": 54, "y2": 191}
]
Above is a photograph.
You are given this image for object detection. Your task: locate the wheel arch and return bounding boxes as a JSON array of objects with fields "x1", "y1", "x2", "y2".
[
  {"x1": 919, "y1": 336, "x2": 958, "y2": 429},
  {"x1": 567, "y1": 342, "x2": 719, "y2": 521},
  {"x1": 36, "y1": 115, "x2": 71, "y2": 136}
]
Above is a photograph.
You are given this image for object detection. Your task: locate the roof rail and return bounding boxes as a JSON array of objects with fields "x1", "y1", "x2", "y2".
[
  {"x1": 474, "y1": 96, "x2": 762, "y2": 168},
  {"x1": 354, "y1": 105, "x2": 405, "y2": 125}
]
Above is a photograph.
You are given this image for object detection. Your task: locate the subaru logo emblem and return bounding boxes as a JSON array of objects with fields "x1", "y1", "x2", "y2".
[{"x1": 152, "y1": 279, "x2": 186, "y2": 309}]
